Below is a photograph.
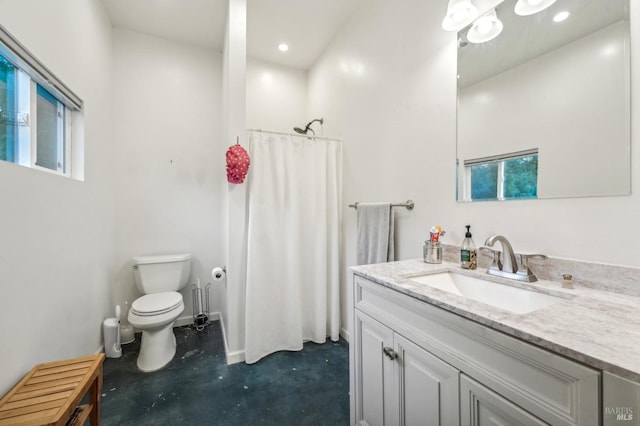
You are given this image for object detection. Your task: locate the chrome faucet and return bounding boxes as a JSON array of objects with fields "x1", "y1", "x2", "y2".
[{"x1": 482, "y1": 235, "x2": 547, "y2": 282}]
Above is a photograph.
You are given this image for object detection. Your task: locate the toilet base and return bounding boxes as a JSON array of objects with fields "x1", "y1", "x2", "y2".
[{"x1": 136, "y1": 321, "x2": 177, "y2": 372}]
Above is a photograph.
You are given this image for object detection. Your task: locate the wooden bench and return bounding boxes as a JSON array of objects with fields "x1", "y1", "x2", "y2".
[{"x1": 0, "y1": 354, "x2": 105, "y2": 426}]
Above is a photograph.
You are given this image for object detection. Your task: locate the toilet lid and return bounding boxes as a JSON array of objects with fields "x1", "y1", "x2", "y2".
[{"x1": 131, "y1": 292, "x2": 183, "y2": 316}]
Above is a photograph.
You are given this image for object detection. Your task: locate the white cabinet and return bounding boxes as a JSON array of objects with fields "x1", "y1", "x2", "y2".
[
  {"x1": 395, "y1": 332, "x2": 460, "y2": 425},
  {"x1": 460, "y1": 374, "x2": 547, "y2": 426},
  {"x1": 355, "y1": 310, "x2": 396, "y2": 426},
  {"x1": 354, "y1": 310, "x2": 460, "y2": 426},
  {"x1": 352, "y1": 275, "x2": 600, "y2": 426}
]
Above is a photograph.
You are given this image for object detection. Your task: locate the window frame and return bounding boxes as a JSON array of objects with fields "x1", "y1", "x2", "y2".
[
  {"x1": 0, "y1": 24, "x2": 82, "y2": 178},
  {"x1": 30, "y1": 82, "x2": 71, "y2": 176},
  {"x1": 462, "y1": 149, "x2": 539, "y2": 202}
]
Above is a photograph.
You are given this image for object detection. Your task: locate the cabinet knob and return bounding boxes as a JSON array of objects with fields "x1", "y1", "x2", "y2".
[{"x1": 383, "y1": 347, "x2": 398, "y2": 360}]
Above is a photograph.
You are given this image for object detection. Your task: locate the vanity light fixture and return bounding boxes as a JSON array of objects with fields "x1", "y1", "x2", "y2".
[
  {"x1": 514, "y1": 0, "x2": 557, "y2": 16},
  {"x1": 278, "y1": 43, "x2": 289, "y2": 52},
  {"x1": 442, "y1": 0, "x2": 479, "y2": 31},
  {"x1": 553, "y1": 11, "x2": 570, "y2": 22},
  {"x1": 467, "y1": 9, "x2": 503, "y2": 44}
]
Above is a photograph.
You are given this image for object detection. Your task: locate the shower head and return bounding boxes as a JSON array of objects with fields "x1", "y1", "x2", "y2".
[
  {"x1": 293, "y1": 118, "x2": 324, "y2": 135},
  {"x1": 294, "y1": 126, "x2": 313, "y2": 135}
]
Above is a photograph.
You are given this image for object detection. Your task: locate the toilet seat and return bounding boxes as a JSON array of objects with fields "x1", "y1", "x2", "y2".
[{"x1": 131, "y1": 292, "x2": 183, "y2": 316}]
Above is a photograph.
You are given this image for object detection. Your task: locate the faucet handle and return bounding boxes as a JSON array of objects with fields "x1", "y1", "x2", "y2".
[
  {"x1": 480, "y1": 247, "x2": 502, "y2": 271},
  {"x1": 518, "y1": 254, "x2": 548, "y2": 278}
]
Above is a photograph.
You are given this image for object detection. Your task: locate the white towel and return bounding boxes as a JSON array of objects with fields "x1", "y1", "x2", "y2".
[{"x1": 356, "y1": 202, "x2": 395, "y2": 265}]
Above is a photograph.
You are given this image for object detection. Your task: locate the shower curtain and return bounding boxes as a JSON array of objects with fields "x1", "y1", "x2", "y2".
[{"x1": 244, "y1": 130, "x2": 342, "y2": 364}]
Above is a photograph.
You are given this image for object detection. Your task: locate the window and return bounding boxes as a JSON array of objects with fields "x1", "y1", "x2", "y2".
[
  {"x1": 0, "y1": 24, "x2": 82, "y2": 177},
  {"x1": 36, "y1": 85, "x2": 66, "y2": 172},
  {"x1": 463, "y1": 149, "x2": 538, "y2": 201},
  {"x1": 0, "y1": 54, "x2": 16, "y2": 162}
]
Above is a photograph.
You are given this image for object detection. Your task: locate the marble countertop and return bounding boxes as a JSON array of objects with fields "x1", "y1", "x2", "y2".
[{"x1": 351, "y1": 259, "x2": 640, "y2": 382}]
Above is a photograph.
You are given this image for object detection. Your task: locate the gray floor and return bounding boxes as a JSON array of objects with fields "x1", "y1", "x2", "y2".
[{"x1": 101, "y1": 321, "x2": 350, "y2": 425}]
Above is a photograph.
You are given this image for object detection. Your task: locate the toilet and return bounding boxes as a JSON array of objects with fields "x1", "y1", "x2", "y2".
[{"x1": 128, "y1": 253, "x2": 191, "y2": 372}]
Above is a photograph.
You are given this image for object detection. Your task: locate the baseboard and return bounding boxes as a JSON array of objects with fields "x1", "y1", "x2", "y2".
[
  {"x1": 217, "y1": 314, "x2": 245, "y2": 365},
  {"x1": 226, "y1": 349, "x2": 246, "y2": 365},
  {"x1": 174, "y1": 311, "x2": 220, "y2": 328},
  {"x1": 340, "y1": 327, "x2": 351, "y2": 343}
]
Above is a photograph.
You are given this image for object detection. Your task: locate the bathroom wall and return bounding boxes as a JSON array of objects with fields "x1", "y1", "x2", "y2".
[
  {"x1": 246, "y1": 57, "x2": 307, "y2": 134},
  {"x1": 223, "y1": 17, "x2": 309, "y2": 362},
  {"x1": 112, "y1": 28, "x2": 226, "y2": 324},
  {"x1": 307, "y1": 0, "x2": 640, "y2": 336},
  {"x1": 222, "y1": 0, "x2": 248, "y2": 363},
  {"x1": 0, "y1": 0, "x2": 114, "y2": 396}
]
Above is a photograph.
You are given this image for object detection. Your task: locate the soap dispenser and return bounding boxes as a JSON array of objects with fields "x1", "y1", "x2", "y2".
[{"x1": 461, "y1": 225, "x2": 477, "y2": 270}]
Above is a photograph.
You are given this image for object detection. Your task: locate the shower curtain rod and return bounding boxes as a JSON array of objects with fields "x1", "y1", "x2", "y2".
[{"x1": 247, "y1": 128, "x2": 342, "y2": 142}]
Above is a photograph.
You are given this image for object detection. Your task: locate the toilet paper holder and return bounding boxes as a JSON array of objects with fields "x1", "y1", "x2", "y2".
[
  {"x1": 212, "y1": 266, "x2": 226, "y2": 281},
  {"x1": 192, "y1": 280, "x2": 211, "y2": 332}
]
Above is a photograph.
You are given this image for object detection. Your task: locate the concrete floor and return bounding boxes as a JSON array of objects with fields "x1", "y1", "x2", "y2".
[{"x1": 101, "y1": 321, "x2": 350, "y2": 425}]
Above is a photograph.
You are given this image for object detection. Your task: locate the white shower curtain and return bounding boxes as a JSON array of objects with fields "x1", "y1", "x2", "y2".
[{"x1": 244, "y1": 130, "x2": 342, "y2": 364}]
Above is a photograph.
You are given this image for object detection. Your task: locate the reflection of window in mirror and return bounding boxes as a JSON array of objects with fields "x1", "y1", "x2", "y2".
[{"x1": 463, "y1": 149, "x2": 538, "y2": 202}]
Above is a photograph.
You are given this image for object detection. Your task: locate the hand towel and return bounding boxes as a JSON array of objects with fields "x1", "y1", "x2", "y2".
[{"x1": 356, "y1": 202, "x2": 395, "y2": 265}]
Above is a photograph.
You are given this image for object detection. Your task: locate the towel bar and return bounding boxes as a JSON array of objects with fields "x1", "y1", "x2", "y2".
[{"x1": 349, "y1": 200, "x2": 414, "y2": 210}]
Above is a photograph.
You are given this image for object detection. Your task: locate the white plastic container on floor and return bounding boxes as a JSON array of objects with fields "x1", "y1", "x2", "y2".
[{"x1": 103, "y1": 318, "x2": 122, "y2": 358}]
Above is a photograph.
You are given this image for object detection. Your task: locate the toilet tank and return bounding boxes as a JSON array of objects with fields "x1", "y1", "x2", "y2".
[{"x1": 133, "y1": 253, "x2": 192, "y2": 294}]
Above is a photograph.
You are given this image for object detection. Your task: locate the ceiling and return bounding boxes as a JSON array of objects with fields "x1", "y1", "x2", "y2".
[
  {"x1": 458, "y1": 0, "x2": 628, "y2": 87},
  {"x1": 100, "y1": 0, "x2": 368, "y2": 70}
]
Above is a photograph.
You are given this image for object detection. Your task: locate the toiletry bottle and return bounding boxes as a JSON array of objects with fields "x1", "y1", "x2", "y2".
[
  {"x1": 460, "y1": 225, "x2": 477, "y2": 270},
  {"x1": 562, "y1": 274, "x2": 574, "y2": 289}
]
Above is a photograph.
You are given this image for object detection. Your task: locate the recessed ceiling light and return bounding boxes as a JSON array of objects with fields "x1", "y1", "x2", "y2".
[
  {"x1": 553, "y1": 11, "x2": 570, "y2": 22},
  {"x1": 278, "y1": 43, "x2": 289, "y2": 52}
]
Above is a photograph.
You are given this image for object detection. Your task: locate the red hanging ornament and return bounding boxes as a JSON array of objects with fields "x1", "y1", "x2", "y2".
[{"x1": 226, "y1": 139, "x2": 250, "y2": 184}]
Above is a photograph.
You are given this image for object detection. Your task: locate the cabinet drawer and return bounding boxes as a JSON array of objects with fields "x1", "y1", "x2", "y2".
[
  {"x1": 461, "y1": 374, "x2": 549, "y2": 426},
  {"x1": 354, "y1": 275, "x2": 600, "y2": 426}
]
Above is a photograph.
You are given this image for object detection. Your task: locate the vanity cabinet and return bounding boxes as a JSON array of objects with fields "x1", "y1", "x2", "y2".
[
  {"x1": 460, "y1": 374, "x2": 547, "y2": 426},
  {"x1": 352, "y1": 275, "x2": 601, "y2": 426},
  {"x1": 355, "y1": 310, "x2": 459, "y2": 425}
]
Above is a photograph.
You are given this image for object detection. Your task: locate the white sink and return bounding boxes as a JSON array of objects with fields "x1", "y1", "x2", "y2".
[{"x1": 409, "y1": 272, "x2": 568, "y2": 314}]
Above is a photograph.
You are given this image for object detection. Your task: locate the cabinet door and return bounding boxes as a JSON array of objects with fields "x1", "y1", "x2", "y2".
[
  {"x1": 460, "y1": 374, "x2": 549, "y2": 426},
  {"x1": 395, "y1": 333, "x2": 460, "y2": 426},
  {"x1": 355, "y1": 310, "x2": 398, "y2": 426}
]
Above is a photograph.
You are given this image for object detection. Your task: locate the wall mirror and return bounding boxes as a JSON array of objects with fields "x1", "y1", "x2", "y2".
[{"x1": 456, "y1": 0, "x2": 630, "y2": 202}]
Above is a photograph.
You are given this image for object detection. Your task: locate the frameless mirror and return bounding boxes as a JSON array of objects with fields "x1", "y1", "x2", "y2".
[{"x1": 456, "y1": 0, "x2": 630, "y2": 202}]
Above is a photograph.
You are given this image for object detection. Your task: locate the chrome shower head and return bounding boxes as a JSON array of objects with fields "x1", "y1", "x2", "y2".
[{"x1": 293, "y1": 118, "x2": 323, "y2": 135}]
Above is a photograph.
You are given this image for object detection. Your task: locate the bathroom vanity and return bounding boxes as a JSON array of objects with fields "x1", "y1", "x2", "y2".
[{"x1": 350, "y1": 260, "x2": 640, "y2": 426}]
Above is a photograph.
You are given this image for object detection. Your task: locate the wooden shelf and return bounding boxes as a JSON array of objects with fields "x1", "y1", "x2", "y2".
[
  {"x1": 0, "y1": 354, "x2": 104, "y2": 426},
  {"x1": 67, "y1": 404, "x2": 91, "y2": 426}
]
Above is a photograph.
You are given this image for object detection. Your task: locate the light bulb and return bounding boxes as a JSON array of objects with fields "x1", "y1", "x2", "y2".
[
  {"x1": 467, "y1": 9, "x2": 502, "y2": 44},
  {"x1": 442, "y1": 0, "x2": 478, "y2": 31},
  {"x1": 514, "y1": 0, "x2": 557, "y2": 16},
  {"x1": 452, "y1": 7, "x2": 471, "y2": 23},
  {"x1": 477, "y1": 20, "x2": 493, "y2": 34}
]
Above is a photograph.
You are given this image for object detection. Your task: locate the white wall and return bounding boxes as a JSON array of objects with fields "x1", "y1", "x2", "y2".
[
  {"x1": 246, "y1": 57, "x2": 307, "y2": 134},
  {"x1": 0, "y1": 0, "x2": 114, "y2": 395},
  {"x1": 459, "y1": 22, "x2": 630, "y2": 198},
  {"x1": 308, "y1": 0, "x2": 640, "y2": 336},
  {"x1": 112, "y1": 29, "x2": 225, "y2": 323},
  {"x1": 222, "y1": 0, "x2": 249, "y2": 362}
]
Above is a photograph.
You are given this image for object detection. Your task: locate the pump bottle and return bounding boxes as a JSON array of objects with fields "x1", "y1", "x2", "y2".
[{"x1": 460, "y1": 225, "x2": 477, "y2": 270}]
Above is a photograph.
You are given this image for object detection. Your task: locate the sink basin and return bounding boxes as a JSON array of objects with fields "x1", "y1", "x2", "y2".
[{"x1": 409, "y1": 272, "x2": 568, "y2": 314}]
